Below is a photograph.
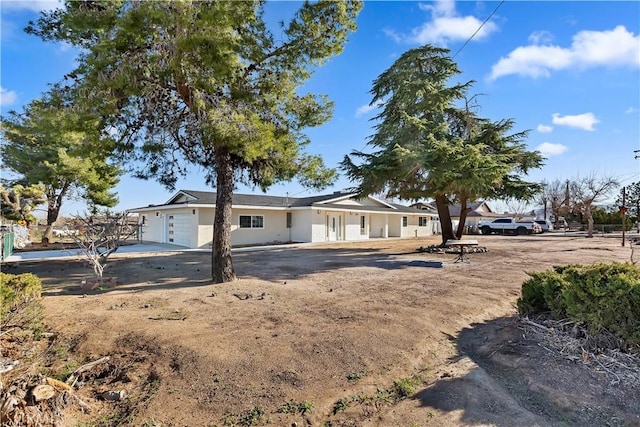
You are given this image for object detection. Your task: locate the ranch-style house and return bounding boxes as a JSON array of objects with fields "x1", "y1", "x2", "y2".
[{"x1": 129, "y1": 190, "x2": 439, "y2": 248}]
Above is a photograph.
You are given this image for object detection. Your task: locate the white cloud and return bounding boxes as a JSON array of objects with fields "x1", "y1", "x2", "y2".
[
  {"x1": 0, "y1": 86, "x2": 17, "y2": 106},
  {"x1": 382, "y1": 28, "x2": 402, "y2": 44},
  {"x1": 535, "y1": 142, "x2": 568, "y2": 157},
  {"x1": 388, "y1": 0, "x2": 499, "y2": 46},
  {"x1": 551, "y1": 112, "x2": 600, "y2": 131},
  {"x1": 536, "y1": 124, "x2": 554, "y2": 133},
  {"x1": 490, "y1": 25, "x2": 640, "y2": 80},
  {"x1": 418, "y1": 0, "x2": 456, "y2": 17},
  {"x1": 528, "y1": 30, "x2": 554, "y2": 45},
  {"x1": 625, "y1": 106, "x2": 639, "y2": 114},
  {"x1": 354, "y1": 101, "x2": 382, "y2": 118},
  {"x1": 0, "y1": 0, "x2": 62, "y2": 13}
]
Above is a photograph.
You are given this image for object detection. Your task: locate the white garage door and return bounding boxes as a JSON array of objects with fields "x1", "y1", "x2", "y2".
[{"x1": 167, "y1": 214, "x2": 191, "y2": 247}]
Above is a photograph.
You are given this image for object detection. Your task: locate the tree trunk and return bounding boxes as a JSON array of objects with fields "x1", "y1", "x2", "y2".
[
  {"x1": 43, "y1": 199, "x2": 61, "y2": 244},
  {"x1": 211, "y1": 148, "x2": 237, "y2": 283},
  {"x1": 43, "y1": 184, "x2": 68, "y2": 243},
  {"x1": 455, "y1": 197, "x2": 469, "y2": 239},
  {"x1": 435, "y1": 194, "x2": 455, "y2": 245},
  {"x1": 586, "y1": 205, "x2": 594, "y2": 238}
]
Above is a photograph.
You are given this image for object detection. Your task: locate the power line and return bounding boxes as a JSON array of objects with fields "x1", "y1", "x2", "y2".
[{"x1": 452, "y1": 1, "x2": 505, "y2": 59}]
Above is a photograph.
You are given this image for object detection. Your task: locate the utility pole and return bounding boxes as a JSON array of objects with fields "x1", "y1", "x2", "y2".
[{"x1": 622, "y1": 186, "x2": 626, "y2": 247}]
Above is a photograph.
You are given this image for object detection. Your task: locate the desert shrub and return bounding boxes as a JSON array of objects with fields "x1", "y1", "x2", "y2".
[
  {"x1": 517, "y1": 262, "x2": 640, "y2": 349},
  {"x1": 518, "y1": 269, "x2": 567, "y2": 316},
  {"x1": 1, "y1": 272, "x2": 43, "y2": 330}
]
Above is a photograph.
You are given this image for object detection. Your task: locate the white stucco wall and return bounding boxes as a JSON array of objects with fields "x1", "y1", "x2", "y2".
[
  {"x1": 229, "y1": 208, "x2": 290, "y2": 246},
  {"x1": 291, "y1": 210, "x2": 312, "y2": 242},
  {"x1": 136, "y1": 203, "x2": 437, "y2": 248},
  {"x1": 388, "y1": 216, "x2": 402, "y2": 237},
  {"x1": 403, "y1": 214, "x2": 432, "y2": 238},
  {"x1": 344, "y1": 213, "x2": 368, "y2": 241},
  {"x1": 370, "y1": 214, "x2": 387, "y2": 238},
  {"x1": 196, "y1": 207, "x2": 215, "y2": 248},
  {"x1": 139, "y1": 211, "x2": 163, "y2": 243},
  {"x1": 311, "y1": 210, "x2": 328, "y2": 242}
]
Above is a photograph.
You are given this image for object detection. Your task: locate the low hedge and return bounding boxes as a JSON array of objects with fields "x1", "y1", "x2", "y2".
[
  {"x1": 517, "y1": 262, "x2": 640, "y2": 350},
  {"x1": 1, "y1": 272, "x2": 43, "y2": 328}
]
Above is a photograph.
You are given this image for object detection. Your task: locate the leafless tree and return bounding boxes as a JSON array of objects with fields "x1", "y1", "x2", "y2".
[
  {"x1": 570, "y1": 174, "x2": 619, "y2": 237},
  {"x1": 70, "y1": 211, "x2": 137, "y2": 280},
  {"x1": 503, "y1": 199, "x2": 534, "y2": 219},
  {"x1": 537, "y1": 179, "x2": 571, "y2": 226}
]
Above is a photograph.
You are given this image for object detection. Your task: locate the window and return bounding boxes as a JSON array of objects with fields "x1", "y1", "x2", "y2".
[
  {"x1": 402, "y1": 216, "x2": 408, "y2": 227},
  {"x1": 239, "y1": 215, "x2": 264, "y2": 229},
  {"x1": 360, "y1": 215, "x2": 366, "y2": 235},
  {"x1": 286, "y1": 212, "x2": 292, "y2": 228},
  {"x1": 419, "y1": 217, "x2": 428, "y2": 227}
]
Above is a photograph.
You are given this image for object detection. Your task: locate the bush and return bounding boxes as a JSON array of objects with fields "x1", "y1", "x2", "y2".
[
  {"x1": 1, "y1": 272, "x2": 43, "y2": 330},
  {"x1": 517, "y1": 262, "x2": 640, "y2": 349}
]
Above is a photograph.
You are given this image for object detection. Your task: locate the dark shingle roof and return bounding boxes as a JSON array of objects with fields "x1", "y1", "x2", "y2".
[
  {"x1": 157, "y1": 190, "x2": 422, "y2": 213},
  {"x1": 177, "y1": 190, "x2": 291, "y2": 207}
]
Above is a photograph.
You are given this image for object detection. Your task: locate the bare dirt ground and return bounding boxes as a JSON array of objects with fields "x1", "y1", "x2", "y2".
[{"x1": 4, "y1": 234, "x2": 640, "y2": 426}]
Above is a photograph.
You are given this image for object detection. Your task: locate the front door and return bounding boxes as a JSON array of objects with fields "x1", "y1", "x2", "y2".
[{"x1": 327, "y1": 214, "x2": 342, "y2": 241}]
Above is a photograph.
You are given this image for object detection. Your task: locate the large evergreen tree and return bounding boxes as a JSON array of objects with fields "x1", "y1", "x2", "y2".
[
  {"x1": 341, "y1": 45, "x2": 543, "y2": 244},
  {"x1": 27, "y1": 0, "x2": 361, "y2": 282},
  {"x1": 1, "y1": 90, "x2": 120, "y2": 242}
]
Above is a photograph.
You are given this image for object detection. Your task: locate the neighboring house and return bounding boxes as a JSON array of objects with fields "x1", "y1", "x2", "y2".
[
  {"x1": 447, "y1": 201, "x2": 500, "y2": 226},
  {"x1": 411, "y1": 200, "x2": 499, "y2": 231},
  {"x1": 128, "y1": 190, "x2": 440, "y2": 248}
]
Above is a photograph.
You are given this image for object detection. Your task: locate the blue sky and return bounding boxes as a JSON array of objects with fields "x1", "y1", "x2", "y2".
[{"x1": 1, "y1": 0, "x2": 639, "y2": 215}]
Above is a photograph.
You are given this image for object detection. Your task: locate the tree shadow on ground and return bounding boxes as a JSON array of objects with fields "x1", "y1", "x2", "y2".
[
  {"x1": 413, "y1": 316, "x2": 640, "y2": 426},
  {"x1": 6, "y1": 245, "x2": 448, "y2": 297}
]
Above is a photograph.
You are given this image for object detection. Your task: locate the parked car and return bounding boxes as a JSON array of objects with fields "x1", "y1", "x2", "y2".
[
  {"x1": 534, "y1": 219, "x2": 553, "y2": 232},
  {"x1": 478, "y1": 218, "x2": 542, "y2": 235},
  {"x1": 52, "y1": 228, "x2": 79, "y2": 237}
]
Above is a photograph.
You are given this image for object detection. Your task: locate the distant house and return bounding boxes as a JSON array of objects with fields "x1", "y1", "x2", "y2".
[
  {"x1": 410, "y1": 200, "x2": 498, "y2": 230},
  {"x1": 447, "y1": 201, "x2": 499, "y2": 226},
  {"x1": 128, "y1": 190, "x2": 440, "y2": 248}
]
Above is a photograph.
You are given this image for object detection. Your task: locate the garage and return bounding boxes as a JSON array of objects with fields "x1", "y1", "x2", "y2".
[{"x1": 167, "y1": 213, "x2": 192, "y2": 247}]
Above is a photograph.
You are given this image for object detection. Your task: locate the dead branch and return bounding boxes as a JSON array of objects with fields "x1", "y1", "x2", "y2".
[
  {"x1": 65, "y1": 356, "x2": 110, "y2": 387},
  {"x1": 522, "y1": 318, "x2": 550, "y2": 332}
]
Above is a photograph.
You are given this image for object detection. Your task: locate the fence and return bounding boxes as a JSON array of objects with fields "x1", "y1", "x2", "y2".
[
  {"x1": 593, "y1": 224, "x2": 633, "y2": 234},
  {"x1": 1, "y1": 231, "x2": 14, "y2": 262}
]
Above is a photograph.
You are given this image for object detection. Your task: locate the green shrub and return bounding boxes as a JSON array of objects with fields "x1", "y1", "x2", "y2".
[
  {"x1": 518, "y1": 268, "x2": 569, "y2": 317},
  {"x1": 517, "y1": 262, "x2": 640, "y2": 349},
  {"x1": 392, "y1": 376, "x2": 420, "y2": 398},
  {"x1": 1, "y1": 272, "x2": 43, "y2": 329}
]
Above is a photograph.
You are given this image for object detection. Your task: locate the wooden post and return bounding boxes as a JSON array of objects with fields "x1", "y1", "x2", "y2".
[{"x1": 622, "y1": 186, "x2": 626, "y2": 247}]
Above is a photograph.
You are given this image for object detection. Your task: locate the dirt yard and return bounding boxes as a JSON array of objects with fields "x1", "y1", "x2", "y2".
[{"x1": 4, "y1": 234, "x2": 640, "y2": 426}]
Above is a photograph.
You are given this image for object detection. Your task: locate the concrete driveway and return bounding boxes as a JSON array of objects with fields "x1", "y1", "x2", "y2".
[
  {"x1": 3, "y1": 241, "x2": 309, "y2": 262},
  {"x1": 4, "y1": 243, "x2": 185, "y2": 262}
]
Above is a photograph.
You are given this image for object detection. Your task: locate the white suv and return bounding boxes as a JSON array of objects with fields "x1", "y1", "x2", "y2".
[{"x1": 534, "y1": 220, "x2": 553, "y2": 232}]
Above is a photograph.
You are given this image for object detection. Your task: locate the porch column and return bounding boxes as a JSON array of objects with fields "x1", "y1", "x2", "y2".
[{"x1": 384, "y1": 215, "x2": 389, "y2": 238}]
